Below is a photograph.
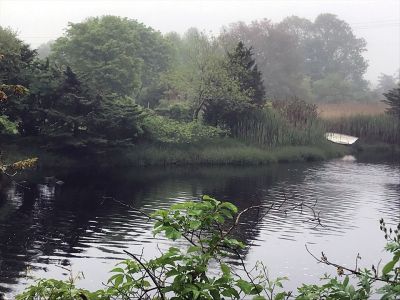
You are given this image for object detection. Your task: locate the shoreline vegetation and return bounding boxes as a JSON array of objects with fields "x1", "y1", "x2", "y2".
[
  {"x1": 2, "y1": 133, "x2": 399, "y2": 171},
  {"x1": 1, "y1": 15, "x2": 399, "y2": 172},
  {"x1": 1, "y1": 136, "x2": 348, "y2": 168}
]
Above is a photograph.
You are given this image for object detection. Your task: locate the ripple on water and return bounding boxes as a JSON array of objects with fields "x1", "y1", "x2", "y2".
[{"x1": 0, "y1": 160, "x2": 399, "y2": 296}]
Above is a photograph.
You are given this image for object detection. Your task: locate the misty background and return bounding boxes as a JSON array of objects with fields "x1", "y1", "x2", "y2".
[{"x1": 0, "y1": 0, "x2": 399, "y2": 85}]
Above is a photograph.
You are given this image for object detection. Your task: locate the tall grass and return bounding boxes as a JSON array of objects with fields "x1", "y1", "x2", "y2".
[
  {"x1": 232, "y1": 108, "x2": 325, "y2": 147},
  {"x1": 106, "y1": 140, "x2": 346, "y2": 167},
  {"x1": 324, "y1": 114, "x2": 400, "y2": 145}
]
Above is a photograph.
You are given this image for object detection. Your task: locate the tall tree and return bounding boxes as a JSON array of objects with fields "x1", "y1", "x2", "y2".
[
  {"x1": 305, "y1": 14, "x2": 368, "y2": 84},
  {"x1": 0, "y1": 27, "x2": 36, "y2": 87},
  {"x1": 376, "y1": 73, "x2": 399, "y2": 96},
  {"x1": 220, "y1": 15, "x2": 369, "y2": 102},
  {"x1": 51, "y1": 16, "x2": 172, "y2": 99},
  {"x1": 220, "y1": 20, "x2": 309, "y2": 100},
  {"x1": 0, "y1": 27, "x2": 35, "y2": 134},
  {"x1": 382, "y1": 85, "x2": 400, "y2": 117},
  {"x1": 18, "y1": 62, "x2": 146, "y2": 146},
  {"x1": 225, "y1": 42, "x2": 265, "y2": 106},
  {"x1": 162, "y1": 29, "x2": 252, "y2": 127}
]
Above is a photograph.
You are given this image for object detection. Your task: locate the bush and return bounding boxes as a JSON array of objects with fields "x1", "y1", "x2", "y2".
[
  {"x1": 155, "y1": 100, "x2": 193, "y2": 122},
  {"x1": 143, "y1": 113, "x2": 228, "y2": 144}
]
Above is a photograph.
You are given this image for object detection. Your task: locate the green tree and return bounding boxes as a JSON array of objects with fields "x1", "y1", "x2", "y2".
[
  {"x1": 376, "y1": 73, "x2": 399, "y2": 96},
  {"x1": 220, "y1": 15, "x2": 370, "y2": 102},
  {"x1": 0, "y1": 26, "x2": 36, "y2": 87},
  {"x1": 306, "y1": 14, "x2": 368, "y2": 84},
  {"x1": 220, "y1": 20, "x2": 310, "y2": 101},
  {"x1": 51, "y1": 16, "x2": 172, "y2": 99},
  {"x1": 36, "y1": 40, "x2": 54, "y2": 59},
  {"x1": 382, "y1": 85, "x2": 400, "y2": 117},
  {"x1": 162, "y1": 30, "x2": 254, "y2": 128},
  {"x1": 0, "y1": 27, "x2": 33, "y2": 134},
  {"x1": 225, "y1": 41, "x2": 265, "y2": 106},
  {"x1": 22, "y1": 62, "x2": 146, "y2": 146}
]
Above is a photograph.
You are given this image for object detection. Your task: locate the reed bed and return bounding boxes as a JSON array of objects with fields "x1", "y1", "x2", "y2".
[
  {"x1": 324, "y1": 114, "x2": 400, "y2": 145},
  {"x1": 231, "y1": 108, "x2": 325, "y2": 147},
  {"x1": 318, "y1": 102, "x2": 387, "y2": 119}
]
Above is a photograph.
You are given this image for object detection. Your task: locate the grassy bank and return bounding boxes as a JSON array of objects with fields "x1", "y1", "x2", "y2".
[
  {"x1": 1, "y1": 136, "x2": 348, "y2": 169},
  {"x1": 98, "y1": 139, "x2": 348, "y2": 167}
]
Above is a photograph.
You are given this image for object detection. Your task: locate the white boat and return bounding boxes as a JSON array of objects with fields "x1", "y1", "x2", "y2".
[{"x1": 325, "y1": 132, "x2": 358, "y2": 145}]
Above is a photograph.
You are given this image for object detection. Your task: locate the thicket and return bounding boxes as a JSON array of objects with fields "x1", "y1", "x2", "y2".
[
  {"x1": 142, "y1": 113, "x2": 227, "y2": 144},
  {"x1": 15, "y1": 196, "x2": 400, "y2": 300}
]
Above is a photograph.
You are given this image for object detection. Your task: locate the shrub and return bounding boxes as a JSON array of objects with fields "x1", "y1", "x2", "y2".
[
  {"x1": 155, "y1": 100, "x2": 192, "y2": 122},
  {"x1": 143, "y1": 113, "x2": 228, "y2": 144}
]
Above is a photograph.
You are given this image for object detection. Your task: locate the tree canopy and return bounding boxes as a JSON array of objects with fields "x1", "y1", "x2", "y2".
[
  {"x1": 220, "y1": 14, "x2": 369, "y2": 102},
  {"x1": 51, "y1": 16, "x2": 172, "y2": 99}
]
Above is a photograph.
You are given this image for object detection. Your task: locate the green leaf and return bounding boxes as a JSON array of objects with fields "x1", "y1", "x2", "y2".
[
  {"x1": 165, "y1": 226, "x2": 181, "y2": 240},
  {"x1": 189, "y1": 220, "x2": 202, "y2": 230},
  {"x1": 237, "y1": 279, "x2": 253, "y2": 294},
  {"x1": 343, "y1": 275, "x2": 349, "y2": 287},
  {"x1": 187, "y1": 245, "x2": 201, "y2": 253},
  {"x1": 275, "y1": 292, "x2": 287, "y2": 300},
  {"x1": 220, "y1": 202, "x2": 238, "y2": 214},
  {"x1": 165, "y1": 269, "x2": 179, "y2": 278},
  {"x1": 382, "y1": 251, "x2": 399, "y2": 275},
  {"x1": 220, "y1": 263, "x2": 230, "y2": 277},
  {"x1": 210, "y1": 288, "x2": 221, "y2": 300},
  {"x1": 114, "y1": 274, "x2": 123, "y2": 287}
]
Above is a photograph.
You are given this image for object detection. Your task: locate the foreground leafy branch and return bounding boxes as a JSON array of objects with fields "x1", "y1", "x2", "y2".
[{"x1": 15, "y1": 196, "x2": 400, "y2": 300}]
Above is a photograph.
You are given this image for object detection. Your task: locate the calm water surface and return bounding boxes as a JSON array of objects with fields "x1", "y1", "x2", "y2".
[{"x1": 0, "y1": 157, "x2": 399, "y2": 296}]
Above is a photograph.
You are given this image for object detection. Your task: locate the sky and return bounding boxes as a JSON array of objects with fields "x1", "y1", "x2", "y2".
[{"x1": 0, "y1": 0, "x2": 399, "y2": 84}]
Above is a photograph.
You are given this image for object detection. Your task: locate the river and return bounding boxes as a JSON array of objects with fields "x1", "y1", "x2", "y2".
[{"x1": 0, "y1": 156, "x2": 399, "y2": 297}]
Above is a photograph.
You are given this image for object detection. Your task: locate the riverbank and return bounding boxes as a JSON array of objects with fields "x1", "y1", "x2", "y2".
[
  {"x1": 351, "y1": 142, "x2": 400, "y2": 162},
  {"x1": 1, "y1": 136, "x2": 349, "y2": 169},
  {"x1": 103, "y1": 141, "x2": 349, "y2": 167}
]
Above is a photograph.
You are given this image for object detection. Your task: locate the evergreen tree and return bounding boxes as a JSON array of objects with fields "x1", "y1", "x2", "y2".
[
  {"x1": 382, "y1": 85, "x2": 400, "y2": 117},
  {"x1": 226, "y1": 42, "x2": 266, "y2": 106}
]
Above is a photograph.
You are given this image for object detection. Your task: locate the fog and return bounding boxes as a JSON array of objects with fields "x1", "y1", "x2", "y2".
[{"x1": 0, "y1": 0, "x2": 399, "y2": 84}]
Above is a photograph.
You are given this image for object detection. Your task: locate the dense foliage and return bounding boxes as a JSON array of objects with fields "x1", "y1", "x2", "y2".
[
  {"x1": 220, "y1": 14, "x2": 371, "y2": 102},
  {"x1": 382, "y1": 86, "x2": 400, "y2": 117},
  {"x1": 15, "y1": 196, "x2": 400, "y2": 299},
  {"x1": 1, "y1": 14, "x2": 398, "y2": 158},
  {"x1": 51, "y1": 16, "x2": 171, "y2": 99}
]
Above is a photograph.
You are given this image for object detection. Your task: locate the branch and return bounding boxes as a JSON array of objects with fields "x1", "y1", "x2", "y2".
[
  {"x1": 305, "y1": 244, "x2": 397, "y2": 284},
  {"x1": 123, "y1": 250, "x2": 165, "y2": 300}
]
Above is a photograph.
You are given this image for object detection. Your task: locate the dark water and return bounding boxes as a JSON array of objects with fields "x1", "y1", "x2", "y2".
[{"x1": 0, "y1": 157, "x2": 399, "y2": 296}]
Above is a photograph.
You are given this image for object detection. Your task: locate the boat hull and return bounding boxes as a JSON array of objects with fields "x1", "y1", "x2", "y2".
[{"x1": 325, "y1": 132, "x2": 358, "y2": 145}]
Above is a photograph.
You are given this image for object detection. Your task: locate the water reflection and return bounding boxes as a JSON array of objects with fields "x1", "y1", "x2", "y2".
[{"x1": 0, "y1": 159, "x2": 399, "y2": 295}]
